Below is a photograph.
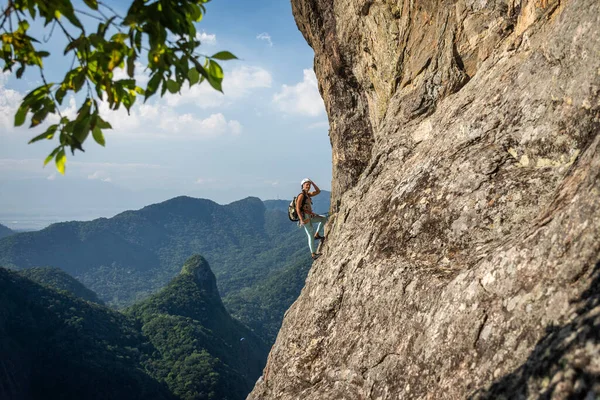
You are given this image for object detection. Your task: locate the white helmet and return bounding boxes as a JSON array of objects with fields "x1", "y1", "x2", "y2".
[{"x1": 301, "y1": 178, "x2": 310, "y2": 186}]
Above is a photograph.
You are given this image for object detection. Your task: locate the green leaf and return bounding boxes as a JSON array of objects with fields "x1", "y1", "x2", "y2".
[
  {"x1": 127, "y1": 54, "x2": 136, "y2": 78},
  {"x1": 210, "y1": 51, "x2": 237, "y2": 61},
  {"x1": 56, "y1": 86, "x2": 67, "y2": 105},
  {"x1": 96, "y1": 116, "x2": 112, "y2": 129},
  {"x1": 189, "y1": 4, "x2": 202, "y2": 21},
  {"x1": 83, "y1": 0, "x2": 99, "y2": 10},
  {"x1": 29, "y1": 125, "x2": 58, "y2": 144},
  {"x1": 72, "y1": 69, "x2": 87, "y2": 92},
  {"x1": 118, "y1": 79, "x2": 136, "y2": 88},
  {"x1": 166, "y1": 79, "x2": 179, "y2": 94},
  {"x1": 30, "y1": 108, "x2": 50, "y2": 127},
  {"x1": 145, "y1": 73, "x2": 162, "y2": 101},
  {"x1": 17, "y1": 20, "x2": 30, "y2": 33},
  {"x1": 16, "y1": 65, "x2": 26, "y2": 79},
  {"x1": 14, "y1": 105, "x2": 29, "y2": 127},
  {"x1": 22, "y1": 83, "x2": 53, "y2": 103},
  {"x1": 207, "y1": 75, "x2": 222, "y2": 92},
  {"x1": 206, "y1": 61, "x2": 223, "y2": 92},
  {"x1": 55, "y1": 149, "x2": 66, "y2": 175},
  {"x1": 44, "y1": 147, "x2": 60, "y2": 166},
  {"x1": 92, "y1": 126, "x2": 105, "y2": 146},
  {"x1": 208, "y1": 60, "x2": 224, "y2": 79},
  {"x1": 188, "y1": 68, "x2": 200, "y2": 85},
  {"x1": 123, "y1": 92, "x2": 136, "y2": 113},
  {"x1": 60, "y1": 4, "x2": 83, "y2": 29},
  {"x1": 28, "y1": 5, "x2": 37, "y2": 19},
  {"x1": 100, "y1": 16, "x2": 116, "y2": 37},
  {"x1": 134, "y1": 30, "x2": 142, "y2": 52}
]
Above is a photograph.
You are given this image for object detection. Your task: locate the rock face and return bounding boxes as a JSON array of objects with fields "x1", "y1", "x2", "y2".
[{"x1": 250, "y1": 0, "x2": 600, "y2": 399}]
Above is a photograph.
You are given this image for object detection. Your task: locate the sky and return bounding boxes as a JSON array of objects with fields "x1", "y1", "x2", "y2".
[{"x1": 0, "y1": 0, "x2": 332, "y2": 229}]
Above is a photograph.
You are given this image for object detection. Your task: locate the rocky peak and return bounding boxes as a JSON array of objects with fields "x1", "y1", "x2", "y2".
[
  {"x1": 180, "y1": 254, "x2": 220, "y2": 301},
  {"x1": 250, "y1": 0, "x2": 600, "y2": 398}
]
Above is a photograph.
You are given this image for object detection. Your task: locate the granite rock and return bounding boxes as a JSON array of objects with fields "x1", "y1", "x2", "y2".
[{"x1": 250, "y1": 0, "x2": 600, "y2": 398}]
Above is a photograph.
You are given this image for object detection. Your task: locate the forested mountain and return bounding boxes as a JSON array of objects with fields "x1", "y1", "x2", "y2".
[
  {"x1": 0, "y1": 196, "x2": 312, "y2": 308},
  {"x1": 0, "y1": 223, "x2": 14, "y2": 239},
  {"x1": 0, "y1": 257, "x2": 268, "y2": 400},
  {"x1": 0, "y1": 194, "x2": 331, "y2": 348},
  {"x1": 223, "y1": 257, "x2": 312, "y2": 343},
  {"x1": 17, "y1": 267, "x2": 104, "y2": 304},
  {"x1": 127, "y1": 255, "x2": 268, "y2": 399},
  {"x1": 0, "y1": 267, "x2": 173, "y2": 400}
]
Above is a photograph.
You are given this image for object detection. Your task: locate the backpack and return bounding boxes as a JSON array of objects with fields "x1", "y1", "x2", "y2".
[{"x1": 288, "y1": 193, "x2": 307, "y2": 222}]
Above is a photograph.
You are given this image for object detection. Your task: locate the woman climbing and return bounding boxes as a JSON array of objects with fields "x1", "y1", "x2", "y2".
[{"x1": 296, "y1": 178, "x2": 327, "y2": 260}]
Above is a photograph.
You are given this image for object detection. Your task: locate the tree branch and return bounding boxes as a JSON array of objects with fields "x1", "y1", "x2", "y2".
[
  {"x1": 74, "y1": 8, "x2": 105, "y2": 23},
  {"x1": 55, "y1": 18, "x2": 75, "y2": 42},
  {"x1": 43, "y1": 20, "x2": 57, "y2": 43},
  {"x1": 0, "y1": 3, "x2": 12, "y2": 32},
  {"x1": 38, "y1": 67, "x2": 63, "y2": 121},
  {"x1": 98, "y1": 1, "x2": 123, "y2": 19}
]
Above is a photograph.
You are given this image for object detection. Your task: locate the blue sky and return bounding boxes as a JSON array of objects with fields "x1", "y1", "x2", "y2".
[{"x1": 0, "y1": 0, "x2": 332, "y2": 228}]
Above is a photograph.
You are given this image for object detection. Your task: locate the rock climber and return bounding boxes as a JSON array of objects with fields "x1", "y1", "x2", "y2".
[{"x1": 296, "y1": 178, "x2": 327, "y2": 260}]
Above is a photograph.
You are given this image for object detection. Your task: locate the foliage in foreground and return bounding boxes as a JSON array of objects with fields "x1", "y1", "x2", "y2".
[{"x1": 0, "y1": 0, "x2": 235, "y2": 172}]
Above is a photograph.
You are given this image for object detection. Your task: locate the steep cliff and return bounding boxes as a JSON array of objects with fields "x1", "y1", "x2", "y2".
[{"x1": 251, "y1": 0, "x2": 600, "y2": 398}]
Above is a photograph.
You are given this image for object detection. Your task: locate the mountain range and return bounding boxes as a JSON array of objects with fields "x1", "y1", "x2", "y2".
[
  {"x1": 0, "y1": 193, "x2": 329, "y2": 305},
  {"x1": 0, "y1": 192, "x2": 330, "y2": 345}
]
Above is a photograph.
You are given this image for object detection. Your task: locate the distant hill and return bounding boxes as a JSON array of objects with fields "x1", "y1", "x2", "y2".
[
  {"x1": 0, "y1": 267, "x2": 174, "y2": 400},
  {"x1": 0, "y1": 223, "x2": 14, "y2": 239},
  {"x1": 127, "y1": 255, "x2": 268, "y2": 399},
  {"x1": 17, "y1": 267, "x2": 103, "y2": 304},
  {"x1": 0, "y1": 196, "x2": 309, "y2": 308}
]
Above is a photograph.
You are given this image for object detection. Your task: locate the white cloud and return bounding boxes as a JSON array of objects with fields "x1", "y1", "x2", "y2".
[
  {"x1": 196, "y1": 31, "x2": 217, "y2": 45},
  {"x1": 99, "y1": 99, "x2": 242, "y2": 139},
  {"x1": 0, "y1": 71, "x2": 23, "y2": 131},
  {"x1": 193, "y1": 113, "x2": 243, "y2": 137},
  {"x1": 226, "y1": 66, "x2": 272, "y2": 96},
  {"x1": 195, "y1": 177, "x2": 217, "y2": 185},
  {"x1": 165, "y1": 65, "x2": 272, "y2": 108},
  {"x1": 113, "y1": 61, "x2": 150, "y2": 86},
  {"x1": 0, "y1": 63, "x2": 246, "y2": 144},
  {"x1": 47, "y1": 173, "x2": 57, "y2": 181},
  {"x1": 257, "y1": 32, "x2": 273, "y2": 47},
  {"x1": 228, "y1": 120, "x2": 242, "y2": 135},
  {"x1": 273, "y1": 69, "x2": 325, "y2": 117},
  {"x1": 87, "y1": 170, "x2": 112, "y2": 182}
]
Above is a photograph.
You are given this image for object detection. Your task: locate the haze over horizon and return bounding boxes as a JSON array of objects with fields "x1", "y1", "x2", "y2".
[{"x1": 0, "y1": 187, "x2": 331, "y2": 231}]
